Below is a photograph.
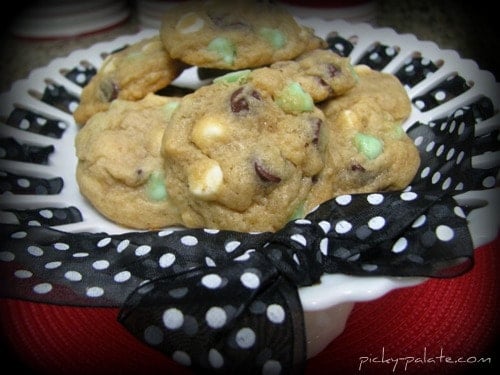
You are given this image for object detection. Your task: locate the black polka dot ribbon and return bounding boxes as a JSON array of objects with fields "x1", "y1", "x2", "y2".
[{"x1": 0, "y1": 103, "x2": 497, "y2": 374}]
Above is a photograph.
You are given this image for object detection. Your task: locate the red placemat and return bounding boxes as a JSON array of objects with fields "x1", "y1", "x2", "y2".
[{"x1": 1, "y1": 235, "x2": 498, "y2": 375}]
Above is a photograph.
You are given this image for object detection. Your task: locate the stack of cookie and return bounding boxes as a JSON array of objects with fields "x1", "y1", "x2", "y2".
[{"x1": 74, "y1": 0, "x2": 420, "y2": 232}]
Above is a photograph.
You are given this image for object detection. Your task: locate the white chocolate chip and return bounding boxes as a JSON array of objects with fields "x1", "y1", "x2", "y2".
[
  {"x1": 101, "y1": 56, "x2": 116, "y2": 74},
  {"x1": 188, "y1": 159, "x2": 223, "y2": 199},
  {"x1": 176, "y1": 12, "x2": 205, "y2": 34},
  {"x1": 191, "y1": 116, "x2": 228, "y2": 149}
]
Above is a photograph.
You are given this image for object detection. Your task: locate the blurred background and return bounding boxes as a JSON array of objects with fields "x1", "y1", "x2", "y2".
[{"x1": 0, "y1": 0, "x2": 499, "y2": 91}]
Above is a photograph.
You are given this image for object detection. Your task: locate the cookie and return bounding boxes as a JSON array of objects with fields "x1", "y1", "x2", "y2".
[
  {"x1": 159, "y1": 0, "x2": 326, "y2": 70},
  {"x1": 305, "y1": 98, "x2": 420, "y2": 211},
  {"x1": 73, "y1": 36, "x2": 186, "y2": 125},
  {"x1": 260, "y1": 48, "x2": 357, "y2": 102},
  {"x1": 321, "y1": 64, "x2": 412, "y2": 122},
  {"x1": 75, "y1": 93, "x2": 182, "y2": 229},
  {"x1": 161, "y1": 69, "x2": 328, "y2": 232}
]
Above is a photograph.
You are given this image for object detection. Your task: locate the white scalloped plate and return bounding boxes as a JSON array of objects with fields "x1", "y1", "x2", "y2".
[{"x1": 0, "y1": 18, "x2": 499, "y2": 358}]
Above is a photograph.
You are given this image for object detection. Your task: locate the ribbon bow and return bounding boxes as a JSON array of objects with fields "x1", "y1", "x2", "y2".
[{"x1": 0, "y1": 103, "x2": 497, "y2": 374}]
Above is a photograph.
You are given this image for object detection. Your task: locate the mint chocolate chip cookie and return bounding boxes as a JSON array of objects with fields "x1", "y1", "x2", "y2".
[
  {"x1": 161, "y1": 68, "x2": 327, "y2": 232},
  {"x1": 73, "y1": 36, "x2": 186, "y2": 125},
  {"x1": 159, "y1": 0, "x2": 326, "y2": 70},
  {"x1": 75, "y1": 94, "x2": 182, "y2": 229}
]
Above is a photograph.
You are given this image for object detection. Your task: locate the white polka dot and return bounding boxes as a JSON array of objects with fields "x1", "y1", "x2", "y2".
[
  {"x1": 86, "y1": 287, "x2": 104, "y2": 298},
  {"x1": 205, "y1": 256, "x2": 217, "y2": 266},
  {"x1": 205, "y1": 306, "x2": 227, "y2": 328},
  {"x1": 392, "y1": 237, "x2": 408, "y2": 253},
  {"x1": 33, "y1": 283, "x2": 52, "y2": 294},
  {"x1": 482, "y1": 176, "x2": 496, "y2": 188},
  {"x1": 426, "y1": 141, "x2": 435, "y2": 152},
  {"x1": 446, "y1": 148, "x2": 456, "y2": 160},
  {"x1": 181, "y1": 235, "x2": 198, "y2": 246},
  {"x1": 208, "y1": 348, "x2": 224, "y2": 368},
  {"x1": 412, "y1": 215, "x2": 427, "y2": 228},
  {"x1": 335, "y1": 220, "x2": 352, "y2": 234},
  {"x1": 414, "y1": 100, "x2": 425, "y2": 110},
  {"x1": 386, "y1": 46, "x2": 396, "y2": 56},
  {"x1": 17, "y1": 178, "x2": 30, "y2": 188},
  {"x1": 69, "y1": 101, "x2": 78, "y2": 113},
  {"x1": 448, "y1": 121, "x2": 456, "y2": 133},
  {"x1": 456, "y1": 151, "x2": 465, "y2": 164},
  {"x1": 457, "y1": 122, "x2": 466, "y2": 135},
  {"x1": 400, "y1": 191, "x2": 418, "y2": 201},
  {"x1": 75, "y1": 73, "x2": 86, "y2": 84},
  {"x1": 27, "y1": 245, "x2": 43, "y2": 256},
  {"x1": 295, "y1": 219, "x2": 311, "y2": 225},
  {"x1": 454, "y1": 206, "x2": 466, "y2": 218},
  {"x1": 335, "y1": 42, "x2": 344, "y2": 51},
  {"x1": 435, "y1": 144, "x2": 445, "y2": 157},
  {"x1": 367, "y1": 193, "x2": 384, "y2": 205},
  {"x1": 54, "y1": 242, "x2": 69, "y2": 251},
  {"x1": 92, "y1": 260, "x2": 110, "y2": 270},
  {"x1": 431, "y1": 171, "x2": 441, "y2": 184},
  {"x1": 368, "y1": 216, "x2": 385, "y2": 230},
  {"x1": 201, "y1": 273, "x2": 223, "y2": 289},
  {"x1": 335, "y1": 195, "x2": 352, "y2": 205},
  {"x1": 241, "y1": 272, "x2": 260, "y2": 289},
  {"x1": 291, "y1": 234, "x2": 307, "y2": 247},
  {"x1": 420, "y1": 166, "x2": 430, "y2": 178},
  {"x1": 172, "y1": 351, "x2": 191, "y2": 367},
  {"x1": 455, "y1": 182, "x2": 464, "y2": 190},
  {"x1": 204, "y1": 228, "x2": 220, "y2": 234},
  {"x1": 0, "y1": 251, "x2": 15, "y2": 262},
  {"x1": 434, "y1": 91, "x2": 446, "y2": 101},
  {"x1": 64, "y1": 270, "x2": 82, "y2": 282},
  {"x1": 236, "y1": 327, "x2": 256, "y2": 349},
  {"x1": 11, "y1": 231, "x2": 27, "y2": 239},
  {"x1": 163, "y1": 308, "x2": 184, "y2": 330},
  {"x1": 414, "y1": 135, "x2": 424, "y2": 146},
  {"x1": 14, "y1": 269, "x2": 33, "y2": 279},
  {"x1": 117, "y1": 239, "x2": 130, "y2": 253},
  {"x1": 135, "y1": 245, "x2": 151, "y2": 256},
  {"x1": 262, "y1": 359, "x2": 282, "y2": 375},
  {"x1": 144, "y1": 325, "x2": 163, "y2": 345},
  {"x1": 362, "y1": 264, "x2": 378, "y2": 272},
  {"x1": 97, "y1": 237, "x2": 112, "y2": 247},
  {"x1": 58, "y1": 121, "x2": 67, "y2": 129},
  {"x1": 158, "y1": 228, "x2": 175, "y2": 237},
  {"x1": 159, "y1": 253, "x2": 176, "y2": 268},
  {"x1": 225, "y1": 240, "x2": 240, "y2": 253},
  {"x1": 293, "y1": 253, "x2": 300, "y2": 265},
  {"x1": 73, "y1": 252, "x2": 89, "y2": 258},
  {"x1": 369, "y1": 52, "x2": 379, "y2": 61},
  {"x1": 320, "y1": 238, "x2": 329, "y2": 256},
  {"x1": 405, "y1": 64, "x2": 414, "y2": 73},
  {"x1": 318, "y1": 220, "x2": 331, "y2": 233},
  {"x1": 39, "y1": 209, "x2": 53, "y2": 218},
  {"x1": 19, "y1": 119, "x2": 30, "y2": 129},
  {"x1": 266, "y1": 304, "x2": 285, "y2": 324},
  {"x1": 114, "y1": 271, "x2": 131, "y2": 283},
  {"x1": 436, "y1": 225, "x2": 454, "y2": 241},
  {"x1": 27, "y1": 220, "x2": 41, "y2": 227},
  {"x1": 45, "y1": 261, "x2": 62, "y2": 269},
  {"x1": 441, "y1": 177, "x2": 452, "y2": 190}
]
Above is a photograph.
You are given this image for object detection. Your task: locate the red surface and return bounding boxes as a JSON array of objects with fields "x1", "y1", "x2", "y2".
[{"x1": 1, "y1": 236, "x2": 498, "y2": 375}]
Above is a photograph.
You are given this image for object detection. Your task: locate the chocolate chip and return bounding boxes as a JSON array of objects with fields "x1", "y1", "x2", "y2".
[
  {"x1": 99, "y1": 79, "x2": 119, "y2": 102},
  {"x1": 254, "y1": 161, "x2": 281, "y2": 183},
  {"x1": 310, "y1": 118, "x2": 323, "y2": 145},
  {"x1": 230, "y1": 87, "x2": 261, "y2": 113},
  {"x1": 327, "y1": 64, "x2": 339, "y2": 78},
  {"x1": 351, "y1": 163, "x2": 366, "y2": 172}
]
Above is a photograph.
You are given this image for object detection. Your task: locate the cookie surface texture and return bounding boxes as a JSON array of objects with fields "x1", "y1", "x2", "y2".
[
  {"x1": 73, "y1": 36, "x2": 185, "y2": 125},
  {"x1": 159, "y1": 0, "x2": 326, "y2": 70},
  {"x1": 75, "y1": 94, "x2": 182, "y2": 229},
  {"x1": 161, "y1": 69, "x2": 327, "y2": 232}
]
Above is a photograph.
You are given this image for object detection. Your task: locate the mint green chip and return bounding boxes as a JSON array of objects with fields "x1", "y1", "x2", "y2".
[
  {"x1": 289, "y1": 203, "x2": 305, "y2": 221},
  {"x1": 355, "y1": 133, "x2": 384, "y2": 160},
  {"x1": 259, "y1": 27, "x2": 286, "y2": 49},
  {"x1": 162, "y1": 101, "x2": 180, "y2": 121},
  {"x1": 213, "y1": 69, "x2": 251, "y2": 84},
  {"x1": 207, "y1": 37, "x2": 236, "y2": 65},
  {"x1": 146, "y1": 171, "x2": 168, "y2": 201},
  {"x1": 275, "y1": 82, "x2": 314, "y2": 113}
]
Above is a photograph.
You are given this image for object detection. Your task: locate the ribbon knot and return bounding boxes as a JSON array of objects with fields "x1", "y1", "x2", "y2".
[{"x1": 119, "y1": 234, "x2": 310, "y2": 375}]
